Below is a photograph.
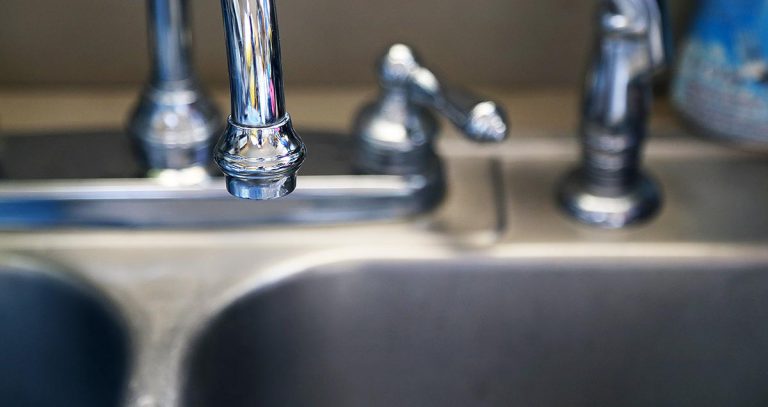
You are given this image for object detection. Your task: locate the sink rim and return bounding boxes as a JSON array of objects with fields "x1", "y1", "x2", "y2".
[{"x1": 192, "y1": 246, "x2": 768, "y2": 326}]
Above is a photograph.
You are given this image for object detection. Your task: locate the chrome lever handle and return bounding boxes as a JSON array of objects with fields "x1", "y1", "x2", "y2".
[
  {"x1": 353, "y1": 44, "x2": 508, "y2": 176},
  {"x1": 379, "y1": 44, "x2": 509, "y2": 143}
]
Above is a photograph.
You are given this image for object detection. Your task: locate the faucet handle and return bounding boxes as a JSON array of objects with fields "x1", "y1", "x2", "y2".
[
  {"x1": 378, "y1": 44, "x2": 509, "y2": 143},
  {"x1": 353, "y1": 44, "x2": 508, "y2": 175}
]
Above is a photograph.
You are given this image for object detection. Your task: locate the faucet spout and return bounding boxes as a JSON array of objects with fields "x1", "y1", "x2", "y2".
[{"x1": 215, "y1": 0, "x2": 305, "y2": 200}]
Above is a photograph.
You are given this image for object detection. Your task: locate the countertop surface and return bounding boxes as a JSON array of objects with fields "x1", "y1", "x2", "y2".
[
  {"x1": 0, "y1": 87, "x2": 683, "y2": 137},
  {"x1": 0, "y1": 86, "x2": 760, "y2": 249}
]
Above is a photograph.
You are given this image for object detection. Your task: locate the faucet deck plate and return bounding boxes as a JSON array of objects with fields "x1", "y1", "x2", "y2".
[{"x1": 0, "y1": 130, "x2": 446, "y2": 228}]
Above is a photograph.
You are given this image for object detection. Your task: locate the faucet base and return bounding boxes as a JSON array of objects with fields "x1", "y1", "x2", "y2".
[
  {"x1": 557, "y1": 169, "x2": 661, "y2": 229},
  {"x1": 0, "y1": 130, "x2": 442, "y2": 228}
]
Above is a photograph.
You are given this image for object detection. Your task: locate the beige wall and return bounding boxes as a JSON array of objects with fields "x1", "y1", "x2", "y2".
[{"x1": 0, "y1": 0, "x2": 693, "y2": 88}]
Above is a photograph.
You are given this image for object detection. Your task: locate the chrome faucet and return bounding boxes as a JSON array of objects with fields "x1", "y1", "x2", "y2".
[
  {"x1": 128, "y1": 0, "x2": 220, "y2": 182},
  {"x1": 214, "y1": 0, "x2": 306, "y2": 200},
  {"x1": 130, "y1": 5, "x2": 491, "y2": 201},
  {"x1": 558, "y1": 0, "x2": 672, "y2": 228},
  {"x1": 354, "y1": 44, "x2": 508, "y2": 176}
]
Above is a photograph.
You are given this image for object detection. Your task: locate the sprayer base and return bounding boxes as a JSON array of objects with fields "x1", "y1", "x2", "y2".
[{"x1": 557, "y1": 170, "x2": 661, "y2": 229}]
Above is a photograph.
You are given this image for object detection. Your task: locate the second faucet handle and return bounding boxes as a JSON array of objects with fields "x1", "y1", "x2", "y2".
[
  {"x1": 354, "y1": 44, "x2": 509, "y2": 175},
  {"x1": 379, "y1": 44, "x2": 509, "y2": 143}
]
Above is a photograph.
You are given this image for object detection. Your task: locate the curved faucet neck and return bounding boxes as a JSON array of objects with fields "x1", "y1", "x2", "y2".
[{"x1": 221, "y1": 0, "x2": 287, "y2": 127}]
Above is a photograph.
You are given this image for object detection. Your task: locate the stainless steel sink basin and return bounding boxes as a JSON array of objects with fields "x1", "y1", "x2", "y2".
[
  {"x1": 0, "y1": 129, "x2": 766, "y2": 407},
  {"x1": 0, "y1": 258, "x2": 130, "y2": 407},
  {"x1": 183, "y1": 259, "x2": 768, "y2": 407}
]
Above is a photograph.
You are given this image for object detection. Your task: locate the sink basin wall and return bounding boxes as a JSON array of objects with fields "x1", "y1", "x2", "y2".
[
  {"x1": 184, "y1": 260, "x2": 768, "y2": 407},
  {"x1": 0, "y1": 267, "x2": 130, "y2": 407}
]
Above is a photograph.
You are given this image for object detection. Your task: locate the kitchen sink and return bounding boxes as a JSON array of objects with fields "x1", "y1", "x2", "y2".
[
  {"x1": 183, "y1": 258, "x2": 768, "y2": 407},
  {"x1": 0, "y1": 258, "x2": 130, "y2": 407},
  {"x1": 0, "y1": 128, "x2": 765, "y2": 407}
]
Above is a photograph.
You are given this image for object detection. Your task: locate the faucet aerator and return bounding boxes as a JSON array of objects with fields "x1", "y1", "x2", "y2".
[{"x1": 224, "y1": 174, "x2": 297, "y2": 200}]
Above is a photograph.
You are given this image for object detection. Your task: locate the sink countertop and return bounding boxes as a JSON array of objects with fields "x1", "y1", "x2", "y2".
[{"x1": 0, "y1": 87, "x2": 765, "y2": 252}]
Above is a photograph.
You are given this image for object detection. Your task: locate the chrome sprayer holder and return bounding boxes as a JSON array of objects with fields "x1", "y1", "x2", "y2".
[{"x1": 558, "y1": 0, "x2": 672, "y2": 228}]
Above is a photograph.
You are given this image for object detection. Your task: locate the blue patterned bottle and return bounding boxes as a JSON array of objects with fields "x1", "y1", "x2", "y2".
[{"x1": 673, "y1": 0, "x2": 768, "y2": 144}]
